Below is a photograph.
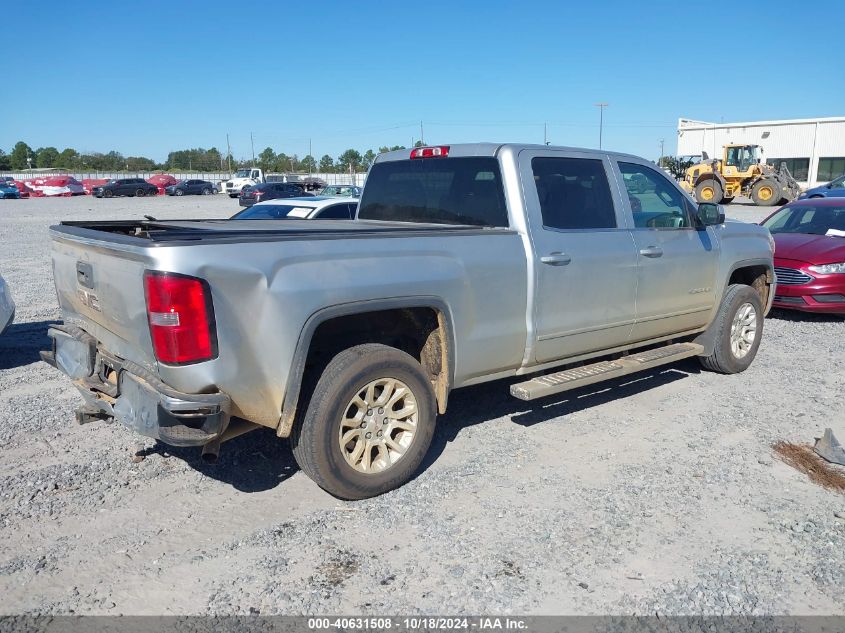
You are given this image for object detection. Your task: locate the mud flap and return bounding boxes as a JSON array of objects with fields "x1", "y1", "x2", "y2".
[{"x1": 814, "y1": 428, "x2": 845, "y2": 466}]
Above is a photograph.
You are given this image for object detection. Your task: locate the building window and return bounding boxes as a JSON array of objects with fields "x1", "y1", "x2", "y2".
[
  {"x1": 766, "y1": 158, "x2": 809, "y2": 181},
  {"x1": 817, "y1": 157, "x2": 845, "y2": 183}
]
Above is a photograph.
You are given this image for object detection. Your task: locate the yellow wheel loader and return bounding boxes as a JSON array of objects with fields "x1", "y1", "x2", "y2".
[{"x1": 680, "y1": 144, "x2": 801, "y2": 206}]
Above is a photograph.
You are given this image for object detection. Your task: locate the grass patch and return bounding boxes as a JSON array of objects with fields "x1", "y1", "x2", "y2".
[{"x1": 772, "y1": 442, "x2": 845, "y2": 493}]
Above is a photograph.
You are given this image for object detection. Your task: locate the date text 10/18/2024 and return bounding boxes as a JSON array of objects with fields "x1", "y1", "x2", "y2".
[{"x1": 308, "y1": 617, "x2": 528, "y2": 631}]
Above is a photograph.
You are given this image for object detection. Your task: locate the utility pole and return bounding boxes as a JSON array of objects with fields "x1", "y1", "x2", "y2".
[
  {"x1": 226, "y1": 133, "x2": 232, "y2": 173},
  {"x1": 659, "y1": 139, "x2": 665, "y2": 166},
  {"x1": 420, "y1": 120, "x2": 424, "y2": 145},
  {"x1": 309, "y1": 138, "x2": 312, "y2": 174},
  {"x1": 594, "y1": 102, "x2": 608, "y2": 149},
  {"x1": 250, "y1": 132, "x2": 255, "y2": 165},
  {"x1": 544, "y1": 122, "x2": 549, "y2": 145}
]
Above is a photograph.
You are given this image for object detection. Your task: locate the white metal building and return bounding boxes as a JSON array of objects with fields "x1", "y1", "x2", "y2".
[{"x1": 677, "y1": 116, "x2": 845, "y2": 187}]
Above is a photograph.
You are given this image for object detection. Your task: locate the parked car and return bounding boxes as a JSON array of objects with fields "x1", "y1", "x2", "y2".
[
  {"x1": 0, "y1": 274, "x2": 14, "y2": 335},
  {"x1": 224, "y1": 168, "x2": 307, "y2": 197},
  {"x1": 92, "y1": 178, "x2": 158, "y2": 198},
  {"x1": 0, "y1": 181, "x2": 21, "y2": 199},
  {"x1": 761, "y1": 198, "x2": 845, "y2": 314},
  {"x1": 231, "y1": 197, "x2": 357, "y2": 220},
  {"x1": 320, "y1": 184, "x2": 362, "y2": 198},
  {"x1": 238, "y1": 182, "x2": 311, "y2": 207},
  {"x1": 165, "y1": 179, "x2": 216, "y2": 196},
  {"x1": 800, "y1": 173, "x2": 845, "y2": 199},
  {"x1": 43, "y1": 143, "x2": 774, "y2": 500}
]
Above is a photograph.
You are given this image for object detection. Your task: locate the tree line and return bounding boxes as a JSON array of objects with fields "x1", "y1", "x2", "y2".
[{"x1": 0, "y1": 141, "x2": 423, "y2": 173}]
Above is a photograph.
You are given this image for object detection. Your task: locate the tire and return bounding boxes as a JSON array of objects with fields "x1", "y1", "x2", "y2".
[
  {"x1": 103, "y1": 189, "x2": 113, "y2": 198},
  {"x1": 202, "y1": 188, "x2": 211, "y2": 195},
  {"x1": 175, "y1": 189, "x2": 184, "y2": 196},
  {"x1": 135, "y1": 188, "x2": 145, "y2": 197},
  {"x1": 291, "y1": 343, "x2": 437, "y2": 500},
  {"x1": 228, "y1": 194, "x2": 237, "y2": 198},
  {"x1": 699, "y1": 284, "x2": 764, "y2": 374},
  {"x1": 721, "y1": 197, "x2": 735, "y2": 204},
  {"x1": 751, "y1": 180, "x2": 781, "y2": 206},
  {"x1": 695, "y1": 180, "x2": 723, "y2": 204}
]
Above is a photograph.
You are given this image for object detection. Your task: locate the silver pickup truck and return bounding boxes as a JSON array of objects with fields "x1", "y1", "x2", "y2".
[{"x1": 43, "y1": 143, "x2": 775, "y2": 499}]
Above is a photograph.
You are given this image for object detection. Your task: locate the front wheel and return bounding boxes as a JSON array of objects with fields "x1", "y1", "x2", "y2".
[
  {"x1": 751, "y1": 180, "x2": 781, "y2": 206},
  {"x1": 291, "y1": 343, "x2": 437, "y2": 500},
  {"x1": 135, "y1": 188, "x2": 146, "y2": 197},
  {"x1": 699, "y1": 284, "x2": 764, "y2": 374},
  {"x1": 175, "y1": 189, "x2": 184, "y2": 196},
  {"x1": 228, "y1": 193, "x2": 238, "y2": 198},
  {"x1": 202, "y1": 188, "x2": 212, "y2": 195}
]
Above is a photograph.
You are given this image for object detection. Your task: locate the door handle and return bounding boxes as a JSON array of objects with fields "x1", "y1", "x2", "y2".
[
  {"x1": 639, "y1": 246, "x2": 663, "y2": 258},
  {"x1": 540, "y1": 252, "x2": 572, "y2": 266}
]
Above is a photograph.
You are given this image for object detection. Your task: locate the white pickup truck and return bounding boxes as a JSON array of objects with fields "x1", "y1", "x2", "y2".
[{"x1": 43, "y1": 143, "x2": 775, "y2": 500}]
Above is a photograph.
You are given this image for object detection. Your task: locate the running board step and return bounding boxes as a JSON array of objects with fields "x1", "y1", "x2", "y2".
[{"x1": 509, "y1": 342, "x2": 704, "y2": 401}]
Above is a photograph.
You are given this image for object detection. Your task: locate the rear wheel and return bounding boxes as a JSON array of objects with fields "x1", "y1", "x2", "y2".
[
  {"x1": 135, "y1": 188, "x2": 145, "y2": 197},
  {"x1": 699, "y1": 284, "x2": 764, "y2": 374},
  {"x1": 103, "y1": 189, "x2": 113, "y2": 198},
  {"x1": 751, "y1": 180, "x2": 781, "y2": 206},
  {"x1": 202, "y1": 187, "x2": 212, "y2": 195},
  {"x1": 695, "y1": 180, "x2": 723, "y2": 204},
  {"x1": 175, "y1": 189, "x2": 184, "y2": 196},
  {"x1": 291, "y1": 343, "x2": 437, "y2": 500}
]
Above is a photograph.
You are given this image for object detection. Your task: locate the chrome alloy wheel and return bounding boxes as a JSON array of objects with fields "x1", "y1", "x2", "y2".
[
  {"x1": 730, "y1": 302, "x2": 757, "y2": 359},
  {"x1": 339, "y1": 378, "x2": 418, "y2": 474}
]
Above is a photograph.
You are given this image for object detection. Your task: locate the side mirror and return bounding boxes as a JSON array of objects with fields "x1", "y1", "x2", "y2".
[{"x1": 697, "y1": 202, "x2": 725, "y2": 226}]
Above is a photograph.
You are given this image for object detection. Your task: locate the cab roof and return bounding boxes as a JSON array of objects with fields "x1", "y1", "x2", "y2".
[{"x1": 374, "y1": 142, "x2": 650, "y2": 164}]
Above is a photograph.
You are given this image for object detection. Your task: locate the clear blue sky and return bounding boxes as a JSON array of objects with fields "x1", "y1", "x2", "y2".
[{"x1": 4, "y1": 0, "x2": 843, "y2": 163}]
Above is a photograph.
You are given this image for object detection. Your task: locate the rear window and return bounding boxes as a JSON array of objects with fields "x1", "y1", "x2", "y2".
[
  {"x1": 358, "y1": 157, "x2": 509, "y2": 227},
  {"x1": 231, "y1": 204, "x2": 316, "y2": 220}
]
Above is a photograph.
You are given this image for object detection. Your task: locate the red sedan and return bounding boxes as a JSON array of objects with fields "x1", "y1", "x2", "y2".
[{"x1": 761, "y1": 198, "x2": 845, "y2": 315}]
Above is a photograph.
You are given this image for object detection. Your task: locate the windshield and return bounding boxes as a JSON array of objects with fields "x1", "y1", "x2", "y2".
[
  {"x1": 231, "y1": 204, "x2": 316, "y2": 220},
  {"x1": 725, "y1": 146, "x2": 757, "y2": 171},
  {"x1": 358, "y1": 157, "x2": 508, "y2": 227},
  {"x1": 234, "y1": 169, "x2": 251, "y2": 178},
  {"x1": 762, "y1": 205, "x2": 845, "y2": 235}
]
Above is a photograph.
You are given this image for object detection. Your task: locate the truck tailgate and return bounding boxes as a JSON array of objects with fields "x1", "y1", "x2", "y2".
[{"x1": 51, "y1": 231, "x2": 156, "y2": 369}]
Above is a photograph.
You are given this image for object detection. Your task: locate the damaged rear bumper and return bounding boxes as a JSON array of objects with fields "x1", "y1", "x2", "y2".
[{"x1": 41, "y1": 324, "x2": 231, "y2": 447}]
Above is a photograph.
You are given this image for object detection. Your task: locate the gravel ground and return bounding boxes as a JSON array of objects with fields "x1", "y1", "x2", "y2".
[{"x1": 0, "y1": 194, "x2": 844, "y2": 616}]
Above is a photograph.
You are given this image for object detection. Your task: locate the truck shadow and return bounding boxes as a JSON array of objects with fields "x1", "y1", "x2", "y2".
[
  {"x1": 156, "y1": 358, "x2": 701, "y2": 493},
  {"x1": 143, "y1": 427, "x2": 298, "y2": 493},
  {"x1": 0, "y1": 320, "x2": 58, "y2": 371},
  {"x1": 420, "y1": 359, "x2": 700, "y2": 472}
]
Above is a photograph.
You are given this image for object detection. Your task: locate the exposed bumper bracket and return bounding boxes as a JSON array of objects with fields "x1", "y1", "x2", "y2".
[{"x1": 43, "y1": 324, "x2": 232, "y2": 447}]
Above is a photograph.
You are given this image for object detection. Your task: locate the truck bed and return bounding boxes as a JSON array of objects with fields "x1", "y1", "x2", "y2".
[
  {"x1": 55, "y1": 219, "x2": 504, "y2": 246},
  {"x1": 49, "y1": 217, "x2": 528, "y2": 427}
]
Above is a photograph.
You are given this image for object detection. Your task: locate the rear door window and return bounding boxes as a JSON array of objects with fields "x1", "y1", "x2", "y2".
[
  {"x1": 358, "y1": 157, "x2": 509, "y2": 227},
  {"x1": 316, "y1": 203, "x2": 354, "y2": 219},
  {"x1": 531, "y1": 157, "x2": 617, "y2": 229}
]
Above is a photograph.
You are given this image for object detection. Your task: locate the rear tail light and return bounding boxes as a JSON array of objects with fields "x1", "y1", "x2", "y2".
[
  {"x1": 143, "y1": 271, "x2": 217, "y2": 364},
  {"x1": 410, "y1": 145, "x2": 450, "y2": 159}
]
